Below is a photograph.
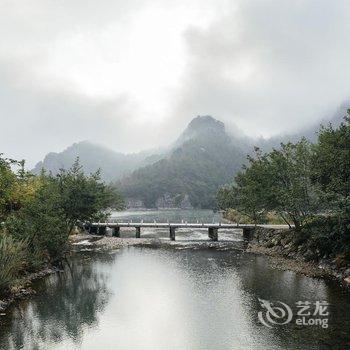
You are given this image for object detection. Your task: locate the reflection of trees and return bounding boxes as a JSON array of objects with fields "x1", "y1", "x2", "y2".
[{"x1": 0, "y1": 252, "x2": 114, "y2": 350}]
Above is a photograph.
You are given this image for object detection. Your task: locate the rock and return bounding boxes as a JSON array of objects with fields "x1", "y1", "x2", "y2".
[
  {"x1": 0, "y1": 301, "x2": 7, "y2": 312},
  {"x1": 343, "y1": 268, "x2": 350, "y2": 277},
  {"x1": 344, "y1": 277, "x2": 350, "y2": 284},
  {"x1": 304, "y1": 249, "x2": 316, "y2": 261}
]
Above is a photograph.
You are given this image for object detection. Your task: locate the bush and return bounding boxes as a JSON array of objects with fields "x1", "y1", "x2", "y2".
[
  {"x1": 266, "y1": 212, "x2": 286, "y2": 225},
  {"x1": 0, "y1": 156, "x2": 123, "y2": 297},
  {"x1": 224, "y1": 209, "x2": 255, "y2": 224},
  {"x1": 0, "y1": 232, "x2": 27, "y2": 292},
  {"x1": 299, "y1": 217, "x2": 350, "y2": 260},
  {"x1": 5, "y1": 180, "x2": 68, "y2": 265}
]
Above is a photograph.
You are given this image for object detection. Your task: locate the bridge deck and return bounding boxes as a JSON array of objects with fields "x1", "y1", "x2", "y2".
[{"x1": 89, "y1": 222, "x2": 290, "y2": 230}]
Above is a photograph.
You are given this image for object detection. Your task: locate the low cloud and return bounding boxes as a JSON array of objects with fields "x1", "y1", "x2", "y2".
[
  {"x1": 1, "y1": 0, "x2": 350, "y2": 166},
  {"x1": 170, "y1": 0, "x2": 350, "y2": 137}
]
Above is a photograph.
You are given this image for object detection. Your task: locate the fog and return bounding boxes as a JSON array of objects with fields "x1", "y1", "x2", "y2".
[{"x1": 1, "y1": 0, "x2": 350, "y2": 167}]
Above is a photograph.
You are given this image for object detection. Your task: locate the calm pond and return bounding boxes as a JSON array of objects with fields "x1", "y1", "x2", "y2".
[{"x1": 0, "y1": 210, "x2": 349, "y2": 350}]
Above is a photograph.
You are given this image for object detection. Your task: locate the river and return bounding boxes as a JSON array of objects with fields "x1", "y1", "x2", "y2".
[{"x1": 0, "y1": 209, "x2": 349, "y2": 349}]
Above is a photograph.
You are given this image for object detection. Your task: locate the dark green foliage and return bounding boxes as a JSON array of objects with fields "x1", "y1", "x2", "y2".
[
  {"x1": 0, "y1": 154, "x2": 19, "y2": 220},
  {"x1": 218, "y1": 112, "x2": 350, "y2": 259},
  {"x1": 218, "y1": 140, "x2": 317, "y2": 227},
  {"x1": 120, "y1": 116, "x2": 245, "y2": 208},
  {"x1": 0, "y1": 232, "x2": 27, "y2": 292},
  {"x1": 312, "y1": 112, "x2": 350, "y2": 216},
  {"x1": 0, "y1": 155, "x2": 122, "y2": 294},
  {"x1": 297, "y1": 216, "x2": 350, "y2": 260},
  {"x1": 6, "y1": 178, "x2": 68, "y2": 265},
  {"x1": 54, "y1": 159, "x2": 124, "y2": 233}
]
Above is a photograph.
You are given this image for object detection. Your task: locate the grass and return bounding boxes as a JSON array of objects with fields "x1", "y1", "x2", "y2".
[{"x1": 0, "y1": 231, "x2": 27, "y2": 293}]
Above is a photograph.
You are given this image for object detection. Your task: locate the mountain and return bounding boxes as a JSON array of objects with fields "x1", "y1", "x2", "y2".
[
  {"x1": 118, "y1": 116, "x2": 246, "y2": 209},
  {"x1": 32, "y1": 141, "x2": 162, "y2": 182},
  {"x1": 257, "y1": 103, "x2": 348, "y2": 151},
  {"x1": 33, "y1": 104, "x2": 348, "y2": 208}
]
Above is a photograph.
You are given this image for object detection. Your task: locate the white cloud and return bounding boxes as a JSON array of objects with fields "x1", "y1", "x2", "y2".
[
  {"x1": 172, "y1": 0, "x2": 350, "y2": 137},
  {"x1": 0, "y1": 0, "x2": 349, "y2": 166}
]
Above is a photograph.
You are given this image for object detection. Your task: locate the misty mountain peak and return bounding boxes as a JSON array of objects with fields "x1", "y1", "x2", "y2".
[
  {"x1": 176, "y1": 116, "x2": 226, "y2": 146},
  {"x1": 187, "y1": 115, "x2": 225, "y2": 133}
]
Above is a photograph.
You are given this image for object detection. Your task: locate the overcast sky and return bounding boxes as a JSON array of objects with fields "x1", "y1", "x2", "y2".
[{"x1": 1, "y1": 0, "x2": 350, "y2": 167}]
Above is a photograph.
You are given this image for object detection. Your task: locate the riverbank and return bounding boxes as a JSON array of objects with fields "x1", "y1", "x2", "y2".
[
  {"x1": 71, "y1": 233, "x2": 157, "y2": 249},
  {"x1": 246, "y1": 226, "x2": 350, "y2": 286},
  {"x1": 0, "y1": 266, "x2": 61, "y2": 314},
  {"x1": 3, "y1": 235, "x2": 350, "y2": 350},
  {"x1": 0, "y1": 233, "x2": 151, "y2": 315},
  {"x1": 72, "y1": 230, "x2": 350, "y2": 287},
  {"x1": 2, "y1": 225, "x2": 349, "y2": 317}
]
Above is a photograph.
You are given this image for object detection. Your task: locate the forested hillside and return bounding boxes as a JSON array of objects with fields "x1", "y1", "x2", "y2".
[
  {"x1": 118, "y1": 116, "x2": 246, "y2": 208},
  {"x1": 32, "y1": 141, "x2": 163, "y2": 183},
  {"x1": 32, "y1": 106, "x2": 347, "y2": 208}
]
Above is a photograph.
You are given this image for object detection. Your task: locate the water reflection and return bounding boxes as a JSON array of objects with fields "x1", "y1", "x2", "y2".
[
  {"x1": 0, "y1": 253, "x2": 113, "y2": 350},
  {"x1": 1, "y1": 247, "x2": 349, "y2": 350}
]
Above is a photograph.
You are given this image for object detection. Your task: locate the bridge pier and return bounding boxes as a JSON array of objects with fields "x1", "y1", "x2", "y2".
[
  {"x1": 89, "y1": 225, "x2": 97, "y2": 234},
  {"x1": 97, "y1": 226, "x2": 106, "y2": 235},
  {"x1": 208, "y1": 227, "x2": 218, "y2": 241},
  {"x1": 135, "y1": 226, "x2": 141, "y2": 238},
  {"x1": 112, "y1": 227, "x2": 120, "y2": 237},
  {"x1": 169, "y1": 227, "x2": 176, "y2": 241},
  {"x1": 242, "y1": 227, "x2": 255, "y2": 241}
]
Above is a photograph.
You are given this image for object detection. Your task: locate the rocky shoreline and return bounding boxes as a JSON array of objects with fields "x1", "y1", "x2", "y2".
[
  {"x1": 246, "y1": 226, "x2": 350, "y2": 287},
  {"x1": 0, "y1": 266, "x2": 61, "y2": 315},
  {"x1": 2, "y1": 228, "x2": 349, "y2": 316},
  {"x1": 72, "y1": 231, "x2": 350, "y2": 286}
]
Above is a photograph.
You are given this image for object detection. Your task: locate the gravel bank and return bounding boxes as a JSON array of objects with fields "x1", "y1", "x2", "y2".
[{"x1": 70, "y1": 233, "x2": 160, "y2": 249}]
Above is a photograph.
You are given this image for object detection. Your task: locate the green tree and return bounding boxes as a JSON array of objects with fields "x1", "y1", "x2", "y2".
[
  {"x1": 5, "y1": 176, "x2": 67, "y2": 265},
  {"x1": 266, "y1": 139, "x2": 317, "y2": 228},
  {"x1": 312, "y1": 113, "x2": 350, "y2": 216},
  {"x1": 218, "y1": 148, "x2": 271, "y2": 223},
  {"x1": 0, "y1": 154, "x2": 18, "y2": 220},
  {"x1": 219, "y1": 139, "x2": 317, "y2": 228},
  {"x1": 55, "y1": 159, "x2": 124, "y2": 233}
]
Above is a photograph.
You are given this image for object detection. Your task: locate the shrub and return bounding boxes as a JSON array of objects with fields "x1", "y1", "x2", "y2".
[
  {"x1": 299, "y1": 216, "x2": 350, "y2": 259},
  {"x1": 224, "y1": 209, "x2": 256, "y2": 224},
  {"x1": 0, "y1": 232, "x2": 27, "y2": 292}
]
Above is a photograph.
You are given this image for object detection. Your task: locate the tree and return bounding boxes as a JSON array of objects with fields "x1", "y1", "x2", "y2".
[
  {"x1": 218, "y1": 140, "x2": 317, "y2": 229},
  {"x1": 6, "y1": 176, "x2": 68, "y2": 265},
  {"x1": 217, "y1": 148, "x2": 271, "y2": 223},
  {"x1": 265, "y1": 139, "x2": 317, "y2": 228},
  {"x1": 312, "y1": 112, "x2": 350, "y2": 216},
  {"x1": 0, "y1": 156, "x2": 124, "y2": 293},
  {"x1": 0, "y1": 154, "x2": 18, "y2": 220},
  {"x1": 55, "y1": 159, "x2": 123, "y2": 233}
]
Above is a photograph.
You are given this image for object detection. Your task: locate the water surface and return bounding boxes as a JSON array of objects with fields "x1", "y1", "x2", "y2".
[{"x1": 1, "y1": 210, "x2": 349, "y2": 350}]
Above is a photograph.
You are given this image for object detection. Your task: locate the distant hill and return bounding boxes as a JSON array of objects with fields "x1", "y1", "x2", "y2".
[
  {"x1": 32, "y1": 141, "x2": 162, "y2": 182},
  {"x1": 257, "y1": 104, "x2": 348, "y2": 151},
  {"x1": 118, "y1": 116, "x2": 247, "y2": 209},
  {"x1": 33, "y1": 104, "x2": 348, "y2": 208}
]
